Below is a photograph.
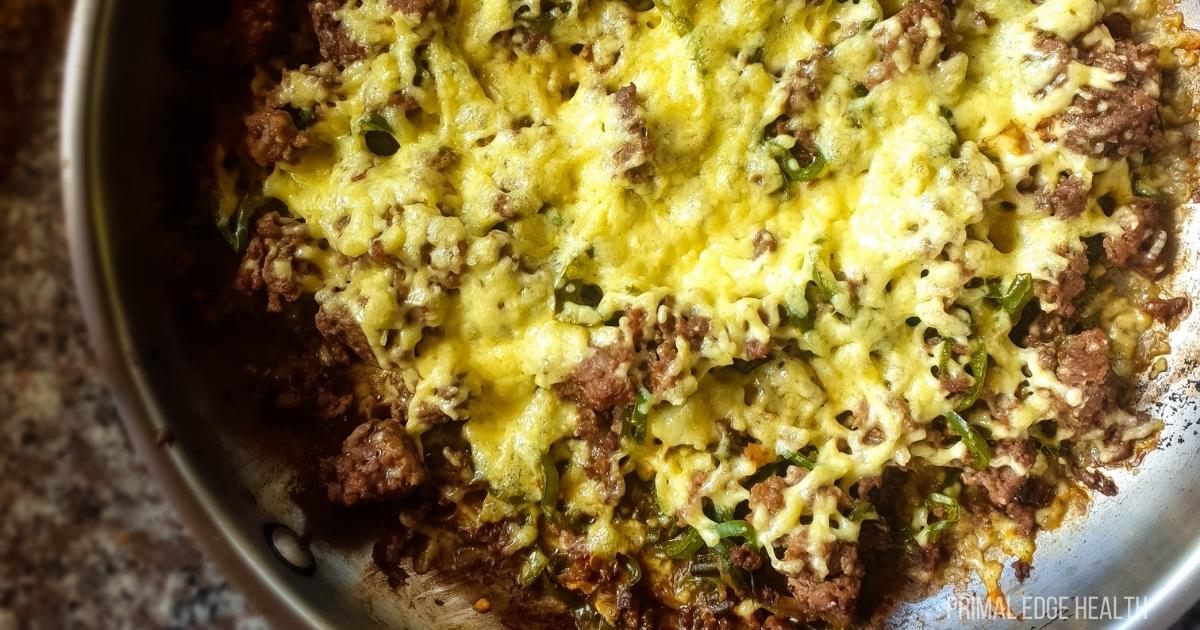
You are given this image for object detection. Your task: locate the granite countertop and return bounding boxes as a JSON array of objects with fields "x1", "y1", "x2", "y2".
[
  {"x1": 2, "y1": 1, "x2": 1199, "y2": 630},
  {"x1": 0, "y1": 2, "x2": 261, "y2": 628}
]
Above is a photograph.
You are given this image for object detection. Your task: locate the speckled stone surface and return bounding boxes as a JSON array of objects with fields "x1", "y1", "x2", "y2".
[{"x1": 0, "y1": 2, "x2": 264, "y2": 628}]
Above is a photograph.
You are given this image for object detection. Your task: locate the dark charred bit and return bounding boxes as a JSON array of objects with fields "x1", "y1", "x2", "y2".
[
  {"x1": 1012, "y1": 560, "x2": 1033, "y2": 583},
  {"x1": 321, "y1": 420, "x2": 426, "y2": 506},
  {"x1": 553, "y1": 344, "x2": 634, "y2": 411}
]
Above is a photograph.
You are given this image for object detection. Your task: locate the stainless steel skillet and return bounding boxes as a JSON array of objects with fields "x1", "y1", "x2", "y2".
[{"x1": 61, "y1": 0, "x2": 1200, "y2": 627}]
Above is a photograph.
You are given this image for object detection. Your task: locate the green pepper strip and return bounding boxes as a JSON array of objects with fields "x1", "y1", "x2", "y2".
[
  {"x1": 923, "y1": 492, "x2": 962, "y2": 541},
  {"x1": 954, "y1": 340, "x2": 988, "y2": 411},
  {"x1": 219, "y1": 194, "x2": 257, "y2": 253},
  {"x1": 849, "y1": 500, "x2": 876, "y2": 522},
  {"x1": 714, "y1": 519, "x2": 760, "y2": 550},
  {"x1": 627, "y1": 389, "x2": 651, "y2": 444},
  {"x1": 660, "y1": 527, "x2": 705, "y2": 559},
  {"x1": 618, "y1": 553, "x2": 642, "y2": 587},
  {"x1": 781, "y1": 449, "x2": 816, "y2": 471},
  {"x1": 1000, "y1": 273, "x2": 1033, "y2": 316},
  {"x1": 811, "y1": 256, "x2": 839, "y2": 299},
  {"x1": 945, "y1": 410, "x2": 991, "y2": 471},
  {"x1": 654, "y1": 0, "x2": 693, "y2": 34},
  {"x1": 540, "y1": 453, "x2": 559, "y2": 514}
]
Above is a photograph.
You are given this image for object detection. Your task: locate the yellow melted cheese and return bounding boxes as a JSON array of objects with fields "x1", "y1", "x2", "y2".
[{"x1": 255, "y1": 0, "x2": 1175, "y2": 570}]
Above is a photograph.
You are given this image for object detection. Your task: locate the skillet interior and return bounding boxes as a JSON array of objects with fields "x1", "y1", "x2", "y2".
[{"x1": 63, "y1": 0, "x2": 1200, "y2": 627}]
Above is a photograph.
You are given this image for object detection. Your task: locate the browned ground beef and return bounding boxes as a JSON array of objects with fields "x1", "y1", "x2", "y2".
[
  {"x1": 236, "y1": 211, "x2": 311, "y2": 311},
  {"x1": 753, "y1": 229, "x2": 778, "y2": 258},
  {"x1": 553, "y1": 344, "x2": 635, "y2": 411},
  {"x1": 1105, "y1": 197, "x2": 1167, "y2": 275},
  {"x1": 314, "y1": 303, "x2": 378, "y2": 366},
  {"x1": 867, "y1": 0, "x2": 947, "y2": 86},
  {"x1": 1145, "y1": 296, "x2": 1190, "y2": 322},
  {"x1": 1054, "y1": 329, "x2": 1114, "y2": 432},
  {"x1": 1035, "y1": 247, "x2": 1088, "y2": 317},
  {"x1": 782, "y1": 533, "x2": 864, "y2": 627},
  {"x1": 962, "y1": 440, "x2": 1054, "y2": 534},
  {"x1": 1058, "y1": 39, "x2": 1161, "y2": 159},
  {"x1": 244, "y1": 107, "x2": 308, "y2": 166},
  {"x1": 575, "y1": 408, "x2": 623, "y2": 501},
  {"x1": 612, "y1": 83, "x2": 655, "y2": 184},
  {"x1": 389, "y1": 0, "x2": 438, "y2": 19},
  {"x1": 310, "y1": 0, "x2": 367, "y2": 65},
  {"x1": 647, "y1": 311, "x2": 710, "y2": 393},
  {"x1": 1035, "y1": 173, "x2": 1088, "y2": 218},
  {"x1": 322, "y1": 420, "x2": 426, "y2": 506}
]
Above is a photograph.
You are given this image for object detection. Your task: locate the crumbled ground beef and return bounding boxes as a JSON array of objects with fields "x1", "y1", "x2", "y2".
[
  {"x1": 310, "y1": 0, "x2": 367, "y2": 65},
  {"x1": 229, "y1": 0, "x2": 281, "y2": 64},
  {"x1": 1012, "y1": 559, "x2": 1033, "y2": 583},
  {"x1": 388, "y1": 0, "x2": 437, "y2": 20},
  {"x1": 1145, "y1": 296, "x2": 1190, "y2": 322},
  {"x1": 1035, "y1": 247, "x2": 1088, "y2": 317},
  {"x1": 314, "y1": 302, "x2": 377, "y2": 366},
  {"x1": 780, "y1": 52, "x2": 824, "y2": 112},
  {"x1": 1104, "y1": 197, "x2": 1167, "y2": 275},
  {"x1": 244, "y1": 107, "x2": 309, "y2": 166},
  {"x1": 962, "y1": 440, "x2": 1054, "y2": 534},
  {"x1": 645, "y1": 308, "x2": 710, "y2": 393},
  {"x1": 322, "y1": 420, "x2": 426, "y2": 506},
  {"x1": 867, "y1": 0, "x2": 948, "y2": 86},
  {"x1": 553, "y1": 344, "x2": 634, "y2": 410},
  {"x1": 1054, "y1": 329, "x2": 1113, "y2": 427},
  {"x1": 781, "y1": 533, "x2": 864, "y2": 627},
  {"x1": 492, "y1": 26, "x2": 549, "y2": 55},
  {"x1": 753, "y1": 229, "x2": 778, "y2": 258},
  {"x1": 729, "y1": 544, "x2": 763, "y2": 571},
  {"x1": 1057, "y1": 39, "x2": 1161, "y2": 159},
  {"x1": 574, "y1": 408, "x2": 623, "y2": 501},
  {"x1": 612, "y1": 84, "x2": 655, "y2": 184},
  {"x1": 1035, "y1": 173, "x2": 1088, "y2": 218},
  {"x1": 236, "y1": 211, "x2": 312, "y2": 311}
]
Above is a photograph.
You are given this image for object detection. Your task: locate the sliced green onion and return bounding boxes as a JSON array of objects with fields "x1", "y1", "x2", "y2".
[
  {"x1": 954, "y1": 340, "x2": 988, "y2": 411},
  {"x1": 541, "y1": 453, "x2": 559, "y2": 514},
  {"x1": 766, "y1": 140, "x2": 828, "y2": 184},
  {"x1": 945, "y1": 410, "x2": 991, "y2": 471},
  {"x1": 1000, "y1": 273, "x2": 1034, "y2": 316},
  {"x1": 660, "y1": 527, "x2": 705, "y2": 559}
]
